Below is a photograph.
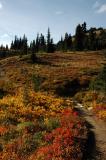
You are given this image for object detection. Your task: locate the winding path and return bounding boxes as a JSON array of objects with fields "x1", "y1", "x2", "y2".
[{"x1": 74, "y1": 103, "x2": 106, "y2": 160}]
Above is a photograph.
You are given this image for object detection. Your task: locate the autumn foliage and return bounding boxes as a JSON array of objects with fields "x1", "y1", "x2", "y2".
[{"x1": 0, "y1": 89, "x2": 87, "y2": 160}]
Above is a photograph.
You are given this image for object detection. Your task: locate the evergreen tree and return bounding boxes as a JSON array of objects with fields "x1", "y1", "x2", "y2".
[
  {"x1": 39, "y1": 34, "x2": 46, "y2": 52},
  {"x1": 11, "y1": 41, "x2": 14, "y2": 50},
  {"x1": 32, "y1": 40, "x2": 36, "y2": 53},
  {"x1": 6, "y1": 45, "x2": 8, "y2": 51},
  {"x1": 88, "y1": 28, "x2": 96, "y2": 50},
  {"x1": 22, "y1": 34, "x2": 28, "y2": 54},
  {"x1": 50, "y1": 38, "x2": 55, "y2": 53},
  {"x1": 75, "y1": 24, "x2": 84, "y2": 50},
  {"x1": 82, "y1": 22, "x2": 87, "y2": 33},
  {"x1": 99, "y1": 30, "x2": 106, "y2": 49},
  {"x1": 82, "y1": 22, "x2": 88, "y2": 50},
  {"x1": 14, "y1": 35, "x2": 18, "y2": 50},
  {"x1": 47, "y1": 28, "x2": 51, "y2": 53},
  {"x1": 64, "y1": 33, "x2": 68, "y2": 51},
  {"x1": 56, "y1": 36, "x2": 64, "y2": 51},
  {"x1": 19, "y1": 38, "x2": 22, "y2": 50},
  {"x1": 36, "y1": 33, "x2": 40, "y2": 53},
  {"x1": 67, "y1": 34, "x2": 72, "y2": 50},
  {"x1": 30, "y1": 40, "x2": 37, "y2": 63},
  {"x1": 46, "y1": 28, "x2": 55, "y2": 53}
]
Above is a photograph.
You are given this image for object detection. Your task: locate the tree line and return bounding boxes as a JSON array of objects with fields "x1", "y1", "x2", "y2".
[
  {"x1": 10, "y1": 28, "x2": 55, "y2": 55},
  {"x1": 0, "y1": 22, "x2": 106, "y2": 58}
]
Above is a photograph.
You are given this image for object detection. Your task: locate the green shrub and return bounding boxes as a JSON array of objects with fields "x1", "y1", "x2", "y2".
[
  {"x1": 45, "y1": 117, "x2": 60, "y2": 132},
  {"x1": 89, "y1": 65, "x2": 106, "y2": 96},
  {"x1": 32, "y1": 75, "x2": 45, "y2": 91},
  {"x1": 2, "y1": 129, "x2": 19, "y2": 142},
  {"x1": 17, "y1": 122, "x2": 35, "y2": 132}
]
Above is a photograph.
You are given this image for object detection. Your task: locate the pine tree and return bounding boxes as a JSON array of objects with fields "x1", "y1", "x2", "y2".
[
  {"x1": 11, "y1": 41, "x2": 14, "y2": 50},
  {"x1": 22, "y1": 34, "x2": 28, "y2": 55},
  {"x1": 39, "y1": 34, "x2": 46, "y2": 52},
  {"x1": 14, "y1": 35, "x2": 18, "y2": 50},
  {"x1": 64, "y1": 33, "x2": 68, "y2": 51},
  {"x1": 56, "y1": 36, "x2": 64, "y2": 51},
  {"x1": 46, "y1": 28, "x2": 55, "y2": 53},
  {"x1": 88, "y1": 28, "x2": 96, "y2": 50},
  {"x1": 82, "y1": 22, "x2": 87, "y2": 33},
  {"x1": 67, "y1": 34, "x2": 72, "y2": 50},
  {"x1": 32, "y1": 40, "x2": 36, "y2": 53},
  {"x1": 75, "y1": 24, "x2": 84, "y2": 50},
  {"x1": 30, "y1": 40, "x2": 37, "y2": 63},
  {"x1": 19, "y1": 38, "x2": 22, "y2": 50},
  {"x1": 36, "y1": 33, "x2": 40, "y2": 53},
  {"x1": 47, "y1": 28, "x2": 51, "y2": 53},
  {"x1": 6, "y1": 45, "x2": 8, "y2": 51}
]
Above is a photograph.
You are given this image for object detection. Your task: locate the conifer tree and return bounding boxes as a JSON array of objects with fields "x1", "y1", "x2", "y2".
[
  {"x1": 88, "y1": 28, "x2": 96, "y2": 50},
  {"x1": 39, "y1": 34, "x2": 46, "y2": 52},
  {"x1": 82, "y1": 22, "x2": 87, "y2": 33},
  {"x1": 75, "y1": 24, "x2": 84, "y2": 50},
  {"x1": 47, "y1": 28, "x2": 55, "y2": 53},
  {"x1": 64, "y1": 33, "x2": 68, "y2": 51},
  {"x1": 36, "y1": 33, "x2": 40, "y2": 53},
  {"x1": 30, "y1": 40, "x2": 37, "y2": 63},
  {"x1": 56, "y1": 36, "x2": 64, "y2": 51},
  {"x1": 11, "y1": 41, "x2": 14, "y2": 50},
  {"x1": 22, "y1": 34, "x2": 28, "y2": 54},
  {"x1": 32, "y1": 40, "x2": 36, "y2": 53},
  {"x1": 67, "y1": 34, "x2": 72, "y2": 50}
]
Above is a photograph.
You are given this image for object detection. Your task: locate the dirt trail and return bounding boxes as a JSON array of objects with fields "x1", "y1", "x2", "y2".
[{"x1": 74, "y1": 103, "x2": 106, "y2": 160}]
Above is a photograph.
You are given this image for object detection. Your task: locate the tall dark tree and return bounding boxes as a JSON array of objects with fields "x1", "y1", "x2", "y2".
[
  {"x1": 50, "y1": 38, "x2": 55, "y2": 53},
  {"x1": 64, "y1": 33, "x2": 68, "y2": 51},
  {"x1": 11, "y1": 41, "x2": 14, "y2": 50},
  {"x1": 31, "y1": 40, "x2": 36, "y2": 53},
  {"x1": 99, "y1": 30, "x2": 106, "y2": 49},
  {"x1": 75, "y1": 24, "x2": 84, "y2": 50},
  {"x1": 46, "y1": 28, "x2": 55, "y2": 53},
  {"x1": 30, "y1": 40, "x2": 37, "y2": 63},
  {"x1": 14, "y1": 35, "x2": 18, "y2": 50},
  {"x1": 82, "y1": 22, "x2": 88, "y2": 50},
  {"x1": 88, "y1": 28, "x2": 96, "y2": 50},
  {"x1": 47, "y1": 28, "x2": 51, "y2": 53},
  {"x1": 82, "y1": 22, "x2": 87, "y2": 33},
  {"x1": 36, "y1": 33, "x2": 40, "y2": 53},
  {"x1": 22, "y1": 34, "x2": 28, "y2": 54},
  {"x1": 67, "y1": 34, "x2": 72, "y2": 50},
  {"x1": 56, "y1": 36, "x2": 64, "y2": 51},
  {"x1": 19, "y1": 38, "x2": 22, "y2": 50},
  {"x1": 39, "y1": 34, "x2": 46, "y2": 52},
  {"x1": 6, "y1": 45, "x2": 8, "y2": 51}
]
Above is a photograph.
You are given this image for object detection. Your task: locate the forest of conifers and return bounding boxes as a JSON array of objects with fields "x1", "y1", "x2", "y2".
[{"x1": 0, "y1": 22, "x2": 106, "y2": 59}]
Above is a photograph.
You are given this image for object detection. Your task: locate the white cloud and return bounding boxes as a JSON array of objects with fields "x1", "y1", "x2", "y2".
[
  {"x1": 0, "y1": 34, "x2": 11, "y2": 47},
  {"x1": 55, "y1": 11, "x2": 64, "y2": 15},
  {"x1": 97, "y1": 4, "x2": 106, "y2": 13},
  {"x1": 93, "y1": 1, "x2": 100, "y2": 9},
  {"x1": 1, "y1": 34, "x2": 10, "y2": 38},
  {"x1": 0, "y1": 2, "x2": 3, "y2": 9}
]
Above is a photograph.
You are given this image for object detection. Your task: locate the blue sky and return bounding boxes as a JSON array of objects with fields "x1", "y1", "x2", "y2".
[{"x1": 0, "y1": 0, "x2": 106, "y2": 46}]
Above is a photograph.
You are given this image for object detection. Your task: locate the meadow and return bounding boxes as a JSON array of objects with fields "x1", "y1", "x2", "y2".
[{"x1": 0, "y1": 51, "x2": 106, "y2": 159}]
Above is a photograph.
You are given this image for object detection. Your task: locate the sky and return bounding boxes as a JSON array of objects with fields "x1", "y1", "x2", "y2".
[{"x1": 0, "y1": 0, "x2": 106, "y2": 46}]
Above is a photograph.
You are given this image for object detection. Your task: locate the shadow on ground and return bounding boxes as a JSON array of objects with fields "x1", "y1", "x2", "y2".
[
  {"x1": 0, "y1": 89, "x2": 7, "y2": 99},
  {"x1": 74, "y1": 107, "x2": 103, "y2": 160},
  {"x1": 82, "y1": 127, "x2": 102, "y2": 160},
  {"x1": 82, "y1": 129, "x2": 96, "y2": 160}
]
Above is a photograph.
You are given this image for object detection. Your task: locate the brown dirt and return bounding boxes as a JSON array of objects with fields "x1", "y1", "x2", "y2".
[{"x1": 74, "y1": 104, "x2": 106, "y2": 160}]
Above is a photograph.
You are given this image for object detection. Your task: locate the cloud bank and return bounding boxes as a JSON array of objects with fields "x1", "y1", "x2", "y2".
[{"x1": 97, "y1": 4, "x2": 106, "y2": 13}]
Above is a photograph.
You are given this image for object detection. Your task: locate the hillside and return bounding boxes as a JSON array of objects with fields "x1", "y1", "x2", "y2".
[
  {"x1": 0, "y1": 51, "x2": 105, "y2": 93},
  {"x1": 0, "y1": 51, "x2": 106, "y2": 160}
]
